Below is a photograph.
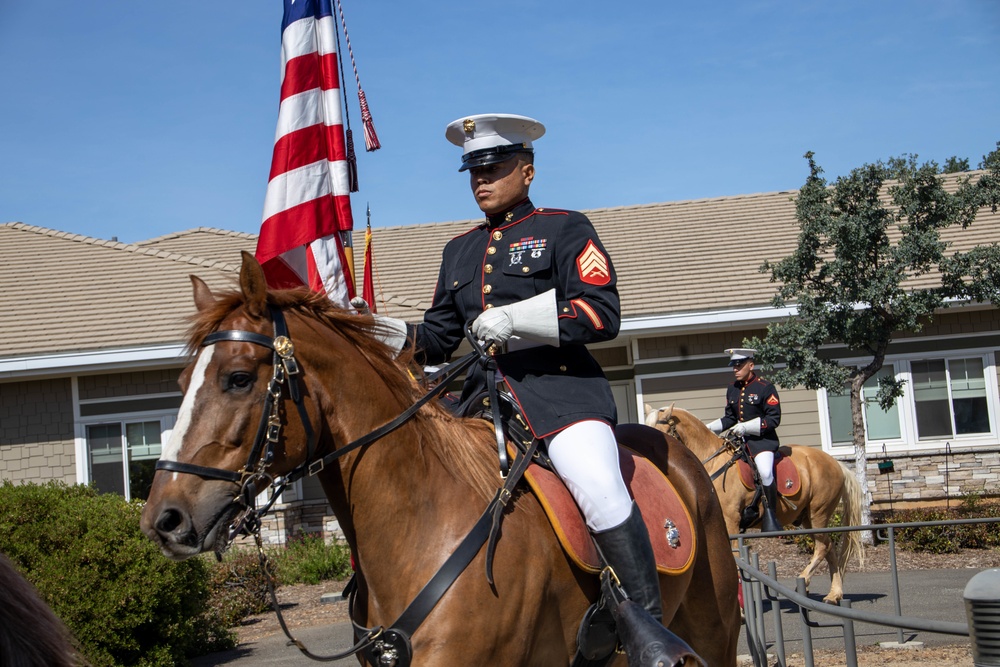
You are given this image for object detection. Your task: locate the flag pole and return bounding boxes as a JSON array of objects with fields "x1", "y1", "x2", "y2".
[{"x1": 363, "y1": 203, "x2": 377, "y2": 312}]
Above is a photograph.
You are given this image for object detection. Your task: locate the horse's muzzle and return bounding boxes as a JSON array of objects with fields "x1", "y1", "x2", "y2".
[{"x1": 141, "y1": 501, "x2": 237, "y2": 561}]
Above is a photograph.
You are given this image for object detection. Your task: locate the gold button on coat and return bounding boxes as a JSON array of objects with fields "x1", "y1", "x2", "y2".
[
  {"x1": 487, "y1": 246, "x2": 497, "y2": 255},
  {"x1": 522, "y1": 267, "x2": 530, "y2": 273},
  {"x1": 484, "y1": 264, "x2": 493, "y2": 273},
  {"x1": 559, "y1": 365, "x2": 568, "y2": 372},
  {"x1": 492, "y1": 231, "x2": 502, "y2": 241},
  {"x1": 483, "y1": 285, "x2": 492, "y2": 294}
]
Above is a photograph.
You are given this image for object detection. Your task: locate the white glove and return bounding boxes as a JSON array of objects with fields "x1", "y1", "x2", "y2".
[
  {"x1": 707, "y1": 418, "x2": 724, "y2": 434},
  {"x1": 350, "y1": 296, "x2": 371, "y2": 315},
  {"x1": 471, "y1": 289, "x2": 559, "y2": 347},
  {"x1": 350, "y1": 298, "x2": 408, "y2": 355},
  {"x1": 731, "y1": 418, "x2": 761, "y2": 438}
]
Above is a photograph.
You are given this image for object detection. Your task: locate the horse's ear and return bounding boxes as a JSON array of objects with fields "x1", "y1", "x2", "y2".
[
  {"x1": 665, "y1": 402, "x2": 675, "y2": 419},
  {"x1": 191, "y1": 275, "x2": 216, "y2": 312},
  {"x1": 239, "y1": 251, "x2": 269, "y2": 318}
]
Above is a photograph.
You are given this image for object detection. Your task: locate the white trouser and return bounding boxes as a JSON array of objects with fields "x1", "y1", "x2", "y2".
[
  {"x1": 754, "y1": 450, "x2": 775, "y2": 486},
  {"x1": 545, "y1": 420, "x2": 633, "y2": 532}
]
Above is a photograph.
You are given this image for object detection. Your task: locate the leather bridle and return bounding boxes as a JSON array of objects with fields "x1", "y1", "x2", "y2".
[
  {"x1": 155, "y1": 306, "x2": 479, "y2": 541},
  {"x1": 153, "y1": 304, "x2": 533, "y2": 665},
  {"x1": 154, "y1": 306, "x2": 317, "y2": 538}
]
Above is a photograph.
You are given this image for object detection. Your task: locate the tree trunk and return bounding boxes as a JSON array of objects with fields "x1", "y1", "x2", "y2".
[{"x1": 850, "y1": 375, "x2": 874, "y2": 545}]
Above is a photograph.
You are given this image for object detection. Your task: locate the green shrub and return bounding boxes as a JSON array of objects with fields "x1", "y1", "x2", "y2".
[
  {"x1": 203, "y1": 548, "x2": 272, "y2": 627},
  {"x1": 270, "y1": 533, "x2": 352, "y2": 585},
  {"x1": 892, "y1": 508, "x2": 960, "y2": 553},
  {"x1": 0, "y1": 481, "x2": 234, "y2": 666},
  {"x1": 872, "y1": 501, "x2": 1000, "y2": 553}
]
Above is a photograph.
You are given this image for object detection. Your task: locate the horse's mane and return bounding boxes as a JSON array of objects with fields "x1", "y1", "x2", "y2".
[{"x1": 185, "y1": 287, "x2": 500, "y2": 502}]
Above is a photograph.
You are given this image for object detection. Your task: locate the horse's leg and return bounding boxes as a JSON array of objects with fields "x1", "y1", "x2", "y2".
[
  {"x1": 821, "y1": 541, "x2": 844, "y2": 604},
  {"x1": 795, "y1": 515, "x2": 845, "y2": 604},
  {"x1": 796, "y1": 529, "x2": 831, "y2": 592}
]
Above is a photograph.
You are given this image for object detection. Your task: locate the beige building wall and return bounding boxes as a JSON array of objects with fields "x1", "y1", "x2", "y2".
[
  {"x1": 78, "y1": 369, "x2": 181, "y2": 400},
  {"x1": 0, "y1": 378, "x2": 76, "y2": 484},
  {"x1": 639, "y1": 373, "x2": 822, "y2": 447}
]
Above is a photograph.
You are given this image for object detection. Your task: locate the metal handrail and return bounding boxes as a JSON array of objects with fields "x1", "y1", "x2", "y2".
[
  {"x1": 732, "y1": 515, "x2": 1000, "y2": 542},
  {"x1": 734, "y1": 516, "x2": 1000, "y2": 666},
  {"x1": 735, "y1": 547, "x2": 969, "y2": 636}
]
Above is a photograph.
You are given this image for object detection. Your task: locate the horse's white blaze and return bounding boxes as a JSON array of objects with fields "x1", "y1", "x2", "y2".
[{"x1": 160, "y1": 346, "x2": 215, "y2": 464}]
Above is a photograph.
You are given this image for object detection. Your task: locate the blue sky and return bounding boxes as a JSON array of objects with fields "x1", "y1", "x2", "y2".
[{"x1": 1, "y1": 1, "x2": 997, "y2": 244}]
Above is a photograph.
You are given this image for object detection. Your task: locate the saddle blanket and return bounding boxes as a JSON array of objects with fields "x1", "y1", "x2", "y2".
[
  {"x1": 737, "y1": 447, "x2": 801, "y2": 496},
  {"x1": 522, "y1": 445, "x2": 696, "y2": 576}
]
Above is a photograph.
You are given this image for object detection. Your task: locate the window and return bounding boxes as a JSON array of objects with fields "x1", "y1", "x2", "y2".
[
  {"x1": 86, "y1": 420, "x2": 163, "y2": 501},
  {"x1": 912, "y1": 357, "x2": 990, "y2": 440},
  {"x1": 823, "y1": 352, "x2": 996, "y2": 450},
  {"x1": 827, "y1": 366, "x2": 902, "y2": 445}
]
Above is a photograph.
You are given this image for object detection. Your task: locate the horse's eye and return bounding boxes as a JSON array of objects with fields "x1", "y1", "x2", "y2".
[{"x1": 228, "y1": 372, "x2": 255, "y2": 391}]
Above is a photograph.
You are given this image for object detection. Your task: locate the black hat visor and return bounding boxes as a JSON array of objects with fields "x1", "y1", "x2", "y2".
[{"x1": 459, "y1": 144, "x2": 532, "y2": 172}]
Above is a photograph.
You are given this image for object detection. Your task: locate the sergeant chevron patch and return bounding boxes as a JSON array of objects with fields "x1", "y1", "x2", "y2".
[{"x1": 576, "y1": 240, "x2": 610, "y2": 286}]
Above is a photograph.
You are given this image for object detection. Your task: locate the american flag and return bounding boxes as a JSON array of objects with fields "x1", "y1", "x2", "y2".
[{"x1": 255, "y1": 0, "x2": 355, "y2": 307}]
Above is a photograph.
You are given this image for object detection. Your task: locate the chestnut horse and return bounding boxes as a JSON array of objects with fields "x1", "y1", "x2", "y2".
[
  {"x1": 141, "y1": 253, "x2": 739, "y2": 666},
  {"x1": 645, "y1": 404, "x2": 864, "y2": 604}
]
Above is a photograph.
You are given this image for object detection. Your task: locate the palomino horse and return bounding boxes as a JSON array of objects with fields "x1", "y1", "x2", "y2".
[
  {"x1": 645, "y1": 404, "x2": 864, "y2": 604},
  {"x1": 141, "y1": 253, "x2": 740, "y2": 666}
]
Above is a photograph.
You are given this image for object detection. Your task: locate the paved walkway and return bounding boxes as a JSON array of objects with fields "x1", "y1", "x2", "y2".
[{"x1": 191, "y1": 568, "x2": 979, "y2": 665}]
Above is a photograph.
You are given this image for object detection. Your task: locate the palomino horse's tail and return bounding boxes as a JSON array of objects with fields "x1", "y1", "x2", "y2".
[{"x1": 837, "y1": 462, "x2": 866, "y2": 571}]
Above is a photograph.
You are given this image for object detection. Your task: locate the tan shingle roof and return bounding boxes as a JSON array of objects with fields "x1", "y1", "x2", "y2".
[
  {"x1": 363, "y1": 185, "x2": 999, "y2": 320},
  {"x1": 0, "y1": 223, "x2": 242, "y2": 358},
  {"x1": 136, "y1": 227, "x2": 258, "y2": 263},
  {"x1": 3, "y1": 175, "x2": 997, "y2": 361}
]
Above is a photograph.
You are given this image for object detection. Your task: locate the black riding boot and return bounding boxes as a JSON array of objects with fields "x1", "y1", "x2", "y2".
[
  {"x1": 592, "y1": 502, "x2": 662, "y2": 623},
  {"x1": 760, "y1": 481, "x2": 783, "y2": 533}
]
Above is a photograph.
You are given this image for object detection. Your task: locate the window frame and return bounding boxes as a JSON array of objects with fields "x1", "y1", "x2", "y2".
[{"x1": 820, "y1": 348, "x2": 999, "y2": 455}]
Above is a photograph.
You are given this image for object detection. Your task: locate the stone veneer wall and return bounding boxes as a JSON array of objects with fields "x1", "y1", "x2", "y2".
[
  {"x1": 858, "y1": 448, "x2": 1000, "y2": 508},
  {"x1": 254, "y1": 500, "x2": 344, "y2": 545}
]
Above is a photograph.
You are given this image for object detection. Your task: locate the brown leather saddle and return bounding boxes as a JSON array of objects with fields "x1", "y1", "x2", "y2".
[
  {"x1": 462, "y1": 389, "x2": 697, "y2": 576},
  {"x1": 520, "y1": 440, "x2": 696, "y2": 576},
  {"x1": 737, "y1": 446, "x2": 801, "y2": 496}
]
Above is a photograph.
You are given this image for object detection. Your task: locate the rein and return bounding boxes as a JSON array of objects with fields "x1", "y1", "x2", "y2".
[
  {"x1": 156, "y1": 307, "x2": 479, "y2": 537},
  {"x1": 664, "y1": 417, "x2": 742, "y2": 484},
  {"x1": 156, "y1": 306, "x2": 529, "y2": 664}
]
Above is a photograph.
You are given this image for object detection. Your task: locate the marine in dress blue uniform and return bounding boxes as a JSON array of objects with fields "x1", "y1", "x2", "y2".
[
  {"x1": 411, "y1": 197, "x2": 620, "y2": 438},
  {"x1": 719, "y1": 368, "x2": 781, "y2": 457},
  {"x1": 372, "y1": 114, "x2": 665, "y2": 631},
  {"x1": 708, "y1": 348, "x2": 784, "y2": 532}
]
